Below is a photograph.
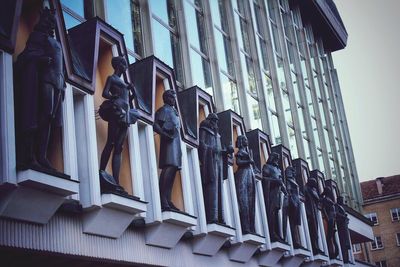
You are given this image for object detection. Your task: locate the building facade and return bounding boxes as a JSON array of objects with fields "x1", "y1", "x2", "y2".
[
  {"x1": 355, "y1": 175, "x2": 400, "y2": 267},
  {"x1": 0, "y1": 0, "x2": 372, "y2": 266}
]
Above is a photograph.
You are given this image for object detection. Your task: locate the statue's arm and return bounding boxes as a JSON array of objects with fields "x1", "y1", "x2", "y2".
[
  {"x1": 102, "y1": 76, "x2": 115, "y2": 99},
  {"x1": 235, "y1": 151, "x2": 252, "y2": 166}
]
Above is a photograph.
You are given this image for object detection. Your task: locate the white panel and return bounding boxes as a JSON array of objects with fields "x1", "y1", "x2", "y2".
[
  {"x1": 62, "y1": 84, "x2": 79, "y2": 202},
  {"x1": 227, "y1": 166, "x2": 242, "y2": 243},
  {"x1": 128, "y1": 123, "x2": 145, "y2": 199},
  {"x1": 180, "y1": 143, "x2": 194, "y2": 215},
  {"x1": 0, "y1": 51, "x2": 16, "y2": 185}
]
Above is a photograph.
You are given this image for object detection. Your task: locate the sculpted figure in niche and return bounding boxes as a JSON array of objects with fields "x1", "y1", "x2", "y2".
[
  {"x1": 198, "y1": 113, "x2": 233, "y2": 224},
  {"x1": 304, "y1": 177, "x2": 324, "y2": 254},
  {"x1": 14, "y1": 8, "x2": 65, "y2": 172},
  {"x1": 234, "y1": 135, "x2": 256, "y2": 234},
  {"x1": 336, "y1": 196, "x2": 351, "y2": 263},
  {"x1": 98, "y1": 56, "x2": 139, "y2": 194},
  {"x1": 262, "y1": 152, "x2": 287, "y2": 242},
  {"x1": 286, "y1": 166, "x2": 302, "y2": 248},
  {"x1": 322, "y1": 184, "x2": 339, "y2": 259},
  {"x1": 153, "y1": 90, "x2": 182, "y2": 211}
]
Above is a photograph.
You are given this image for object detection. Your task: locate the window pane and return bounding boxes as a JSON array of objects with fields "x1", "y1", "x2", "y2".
[
  {"x1": 189, "y1": 49, "x2": 212, "y2": 94},
  {"x1": 247, "y1": 95, "x2": 262, "y2": 130},
  {"x1": 271, "y1": 114, "x2": 281, "y2": 145},
  {"x1": 149, "y1": 0, "x2": 170, "y2": 24},
  {"x1": 220, "y1": 74, "x2": 240, "y2": 114},
  {"x1": 152, "y1": 20, "x2": 173, "y2": 67},
  {"x1": 61, "y1": 0, "x2": 84, "y2": 17},
  {"x1": 63, "y1": 12, "x2": 81, "y2": 29}
]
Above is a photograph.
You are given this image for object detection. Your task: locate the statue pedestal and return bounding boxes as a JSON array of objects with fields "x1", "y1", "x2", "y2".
[
  {"x1": 82, "y1": 193, "x2": 147, "y2": 238},
  {"x1": 0, "y1": 169, "x2": 79, "y2": 224},
  {"x1": 192, "y1": 223, "x2": 236, "y2": 256},
  {"x1": 329, "y1": 258, "x2": 344, "y2": 267},
  {"x1": 302, "y1": 253, "x2": 330, "y2": 267},
  {"x1": 258, "y1": 241, "x2": 291, "y2": 266},
  {"x1": 280, "y1": 248, "x2": 311, "y2": 267},
  {"x1": 145, "y1": 210, "x2": 197, "y2": 249},
  {"x1": 229, "y1": 233, "x2": 265, "y2": 263}
]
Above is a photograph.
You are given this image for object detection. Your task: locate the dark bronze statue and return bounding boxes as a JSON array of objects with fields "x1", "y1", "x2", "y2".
[
  {"x1": 14, "y1": 8, "x2": 65, "y2": 172},
  {"x1": 154, "y1": 90, "x2": 182, "y2": 211},
  {"x1": 286, "y1": 166, "x2": 302, "y2": 248},
  {"x1": 234, "y1": 135, "x2": 256, "y2": 234},
  {"x1": 198, "y1": 113, "x2": 233, "y2": 224},
  {"x1": 98, "y1": 56, "x2": 139, "y2": 194},
  {"x1": 322, "y1": 185, "x2": 339, "y2": 259},
  {"x1": 262, "y1": 152, "x2": 287, "y2": 242},
  {"x1": 336, "y1": 196, "x2": 351, "y2": 263},
  {"x1": 304, "y1": 177, "x2": 324, "y2": 255}
]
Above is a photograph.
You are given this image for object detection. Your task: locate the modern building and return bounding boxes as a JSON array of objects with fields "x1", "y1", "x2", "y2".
[
  {"x1": 354, "y1": 175, "x2": 400, "y2": 267},
  {"x1": 0, "y1": 0, "x2": 373, "y2": 266}
]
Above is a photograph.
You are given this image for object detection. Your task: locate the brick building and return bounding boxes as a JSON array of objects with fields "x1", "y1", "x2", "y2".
[{"x1": 356, "y1": 175, "x2": 400, "y2": 267}]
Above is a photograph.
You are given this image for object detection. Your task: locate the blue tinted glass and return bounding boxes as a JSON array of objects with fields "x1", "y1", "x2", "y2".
[
  {"x1": 61, "y1": 0, "x2": 84, "y2": 16},
  {"x1": 152, "y1": 20, "x2": 173, "y2": 67},
  {"x1": 63, "y1": 12, "x2": 81, "y2": 29},
  {"x1": 106, "y1": 0, "x2": 134, "y2": 52},
  {"x1": 149, "y1": 0, "x2": 169, "y2": 23}
]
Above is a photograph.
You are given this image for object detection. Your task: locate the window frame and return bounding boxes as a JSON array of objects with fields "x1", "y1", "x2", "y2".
[
  {"x1": 390, "y1": 208, "x2": 400, "y2": 222},
  {"x1": 365, "y1": 212, "x2": 379, "y2": 226},
  {"x1": 371, "y1": 236, "x2": 384, "y2": 250}
]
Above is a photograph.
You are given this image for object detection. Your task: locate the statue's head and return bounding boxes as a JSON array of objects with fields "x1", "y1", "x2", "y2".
[
  {"x1": 163, "y1": 90, "x2": 176, "y2": 106},
  {"x1": 323, "y1": 185, "x2": 335, "y2": 200},
  {"x1": 307, "y1": 177, "x2": 318, "y2": 189},
  {"x1": 111, "y1": 56, "x2": 128, "y2": 73},
  {"x1": 267, "y1": 152, "x2": 280, "y2": 166},
  {"x1": 337, "y1": 196, "x2": 344, "y2": 205},
  {"x1": 236, "y1": 135, "x2": 248, "y2": 149},
  {"x1": 35, "y1": 7, "x2": 56, "y2": 36},
  {"x1": 206, "y1": 113, "x2": 219, "y2": 130},
  {"x1": 285, "y1": 166, "x2": 296, "y2": 179}
]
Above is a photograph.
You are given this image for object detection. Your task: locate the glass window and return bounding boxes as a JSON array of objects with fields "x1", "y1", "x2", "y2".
[
  {"x1": 271, "y1": 114, "x2": 281, "y2": 145},
  {"x1": 61, "y1": 0, "x2": 84, "y2": 16},
  {"x1": 150, "y1": 0, "x2": 184, "y2": 83},
  {"x1": 352, "y1": 243, "x2": 361, "y2": 253},
  {"x1": 220, "y1": 74, "x2": 240, "y2": 113},
  {"x1": 189, "y1": 49, "x2": 212, "y2": 94},
  {"x1": 287, "y1": 126, "x2": 298, "y2": 159},
  {"x1": 106, "y1": 0, "x2": 144, "y2": 60},
  {"x1": 396, "y1": 233, "x2": 400, "y2": 246},
  {"x1": 247, "y1": 96, "x2": 262, "y2": 130},
  {"x1": 391, "y1": 208, "x2": 400, "y2": 221},
  {"x1": 264, "y1": 74, "x2": 276, "y2": 112},
  {"x1": 303, "y1": 138, "x2": 312, "y2": 167},
  {"x1": 371, "y1": 236, "x2": 383, "y2": 250}
]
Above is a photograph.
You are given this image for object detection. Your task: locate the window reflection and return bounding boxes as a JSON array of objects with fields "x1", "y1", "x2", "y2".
[
  {"x1": 61, "y1": 0, "x2": 84, "y2": 17},
  {"x1": 271, "y1": 114, "x2": 281, "y2": 145},
  {"x1": 247, "y1": 96, "x2": 262, "y2": 130},
  {"x1": 106, "y1": 0, "x2": 144, "y2": 60},
  {"x1": 220, "y1": 74, "x2": 240, "y2": 114}
]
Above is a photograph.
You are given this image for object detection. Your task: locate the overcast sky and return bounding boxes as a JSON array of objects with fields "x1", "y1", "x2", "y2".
[{"x1": 332, "y1": 0, "x2": 400, "y2": 181}]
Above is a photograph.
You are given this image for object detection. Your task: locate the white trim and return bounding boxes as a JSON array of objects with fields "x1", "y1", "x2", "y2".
[{"x1": 0, "y1": 51, "x2": 16, "y2": 185}]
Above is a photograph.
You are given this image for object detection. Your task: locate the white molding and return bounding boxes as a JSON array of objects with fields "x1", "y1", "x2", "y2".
[
  {"x1": 128, "y1": 123, "x2": 145, "y2": 199},
  {"x1": 0, "y1": 51, "x2": 16, "y2": 185},
  {"x1": 180, "y1": 143, "x2": 194, "y2": 215}
]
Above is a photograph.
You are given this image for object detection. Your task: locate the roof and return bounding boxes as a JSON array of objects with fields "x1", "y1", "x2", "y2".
[{"x1": 361, "y1": 175, "x2": 400, "y2": 201}]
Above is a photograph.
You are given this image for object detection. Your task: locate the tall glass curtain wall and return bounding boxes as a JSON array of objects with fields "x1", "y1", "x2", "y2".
[{"x1": 60, "y1": 0, "x2": 361, "y2": 208}]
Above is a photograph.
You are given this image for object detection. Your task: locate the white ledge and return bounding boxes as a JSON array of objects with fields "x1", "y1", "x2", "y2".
[
  {"x1": 101, "y1": 193, "x2": 147, "y2": 214},
  {"x1": 17, "y1": 169, "x2": 79, "y2": 196},
  {"x1": 206, "y1": 223, "x2": 236, "y2": 237},
  {"x1": 162, "y1": 211, "x2": 197, "y2": 227}
]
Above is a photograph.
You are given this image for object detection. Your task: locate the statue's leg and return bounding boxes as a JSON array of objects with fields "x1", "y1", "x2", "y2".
[
  {"x1": 36, "y1": 83, "x2": 54, "y2": 170},
  {"x1": 111, "y1": 124, "x2": 128, "y2": 184},
  {"x1": 281, "y1": 197, "x2": 288, "y2": 241},
  {"x1": 249, "y1": 180, "x2": 256, "y2": 233},
  {"x1": 159, "y1": 166, "x2": 178, "y2": 210},
  {"x1": 100, "y1": 120, "x2": 118, "y2": 171},
  {"x1": 217, "y1": 177, "x2": 225, "y2": 224}
]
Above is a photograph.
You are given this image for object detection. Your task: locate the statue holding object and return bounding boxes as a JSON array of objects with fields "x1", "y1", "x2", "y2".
[
  {"x1": 262, "y1": 152, "x2": 287, "y2": 242},
  {"x1": 322, "y1": 184, "x2": 340, "y2": 259},
  {"x1": 98, "y1": 56, "x2": 139, "y2": 194},
  {"x1": 304, "y1": 177, "x2": 324, "y2": 255},
  {"x1": 153, "y1": 90, "x2": 182, "y2": 212},
  {"x1": 234, "y1": 135, "x2": 256, "y2": 234},
  {"x1": 198, "y1": 113, "x2": 233, "y2": 224},
  {"x1": 14, "y1": 7, "x2": 65, "y2": 173},
  {"x1": 336, "y1": 196, "x2": 351, "y2": 263},
  {"x1": 286, "y1": 166, "x2": 302, "y2": 248}
]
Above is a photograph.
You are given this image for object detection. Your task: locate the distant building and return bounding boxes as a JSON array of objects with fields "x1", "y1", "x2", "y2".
[{"x1": 356, "y1": 175, "x2": 400, "y2": 267}]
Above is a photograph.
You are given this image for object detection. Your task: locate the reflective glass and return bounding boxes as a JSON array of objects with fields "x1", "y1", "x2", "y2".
[
  {"x1": 297, "y1": 106, "x2": 307, "y2": 136},
  {"x1": 276, "y1": 57, "x2": 286, "y2": 90},
  {"x1": 185, "y1": 1, "x2": 207, "y2": 53},
  {"x1": 271, "y1": 114, "x2": 281, "y2": 145},
  {"x1": 61, "y1": 0, "x2": 84, "y2": 16},
  {"x1": 282, "y1": 91, "x2": 293, "y2": 126},
  {"x1": 317, "y1": 151, "x2": 325, "y2": 174},
  {"x1": 247, "y1": 96, "x2": 262, "y2": 130},
  {"x1": 149, "y1": 0, "x2": 170, "y2": 24},
  {"x1": 311, "y1": 118, "x2": 321, "y2": 149},
  {"x1": 303, "y1": 138, "x2": 312, "y2": 167},
  {"x1": 264, "y1": 74, "x2": 276, "y2": 111},
  {"x1": 220, "y1": 74, "x2": 240, "y2": 114},
  {"x1": 152, "y1": 20, "x2": 174, "y2": 67},
  {"x1": 63, "y1": 12, "x2": 81, "y2": 29},
  {"x1": 287, "y1": 126, "x2": 298, "y2": 158},
  {"x1": 190, "y1": 49, "x2": 212, "y2": 94}
]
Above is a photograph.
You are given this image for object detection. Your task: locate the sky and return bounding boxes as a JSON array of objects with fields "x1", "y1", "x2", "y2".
[{"x1": 332, "y1": 0, "x2": 400, "y2": 181}]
